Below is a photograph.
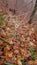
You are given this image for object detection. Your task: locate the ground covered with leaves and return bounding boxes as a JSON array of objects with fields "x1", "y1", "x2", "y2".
[{"x1": 0, "y1": 13, "x2": 37, "y2": 65}]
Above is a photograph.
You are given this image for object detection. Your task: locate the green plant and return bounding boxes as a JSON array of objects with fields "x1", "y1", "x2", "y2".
[
  {"x1": 0, "y1": 14, "x2": 4, "y2": 25},
  {"x1": 0, "y1": 14, "x2": 8, "y2": 26},
  {"x1": 3, "y1": 61, "x2": 17, "y2": 65},
  {"x1": 29, "y1": 46, "x2": 36, "y2": 60},
  {"x1": 0, "y1": 14, "x2": 6, "y2": 26}
]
